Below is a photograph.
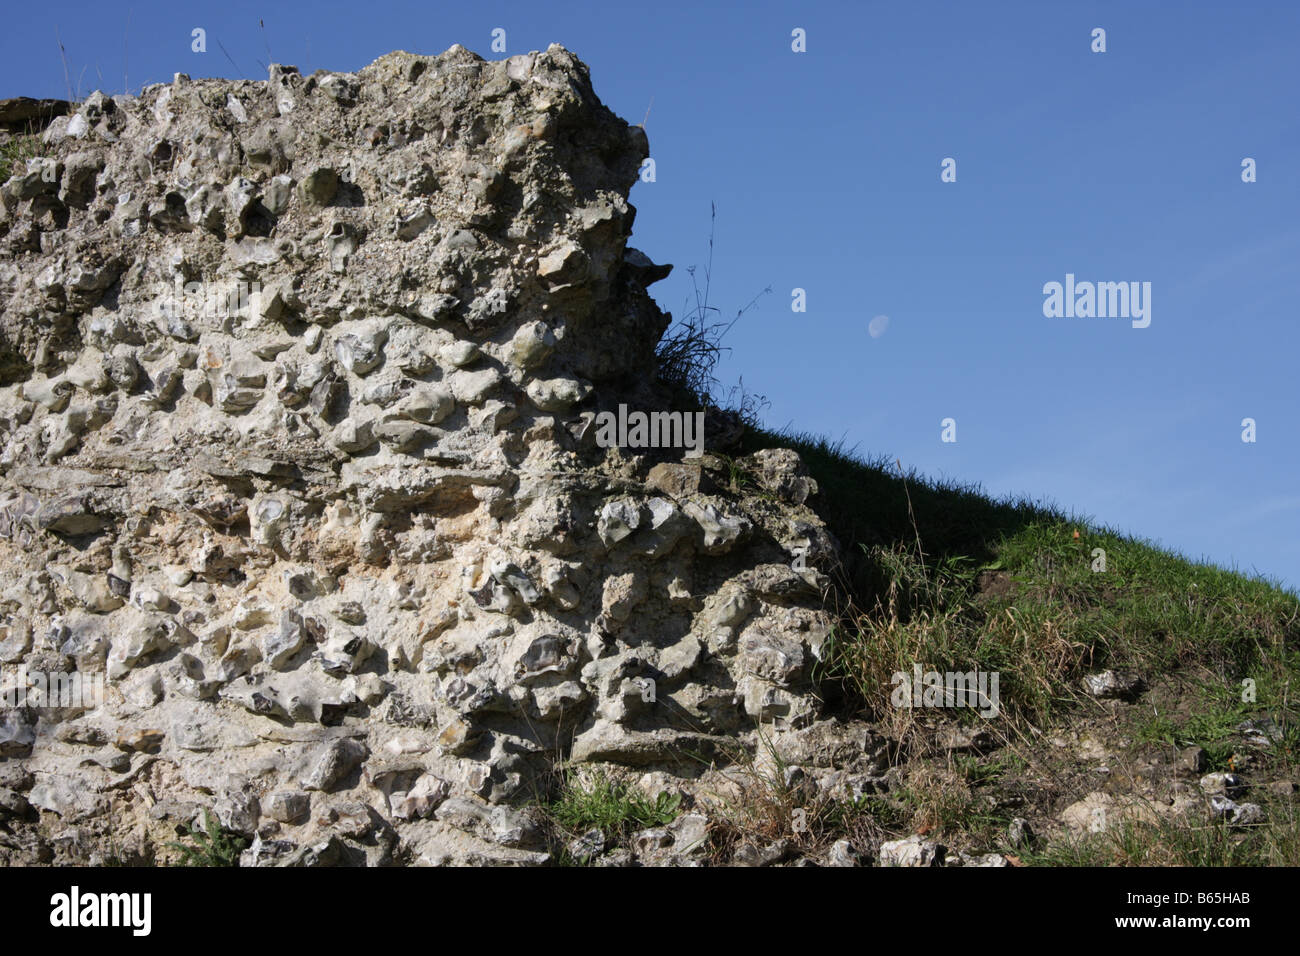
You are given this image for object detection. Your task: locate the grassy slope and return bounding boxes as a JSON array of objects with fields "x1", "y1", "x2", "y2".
[
  {"x1": 742, "y1": 426, "x2": 1299, "y2": 716},
  {"x1": 737, "y1": 426, "x2": 1300, "y2": 865}
]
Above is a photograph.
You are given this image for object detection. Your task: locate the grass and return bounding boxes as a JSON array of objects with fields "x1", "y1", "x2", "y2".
[
  {"x1": 740, "y1": 426, "x2": 1300, "y2": 731},
  {"x1": 165, "y1": 810, "x2": 247, "y2": 867},
  {"x1": 1131, "y1": 683, "x2": 1254, "y2": 772},
  {"x1": 1022, "y1": 802, "x2": 1300, "y2": 866},
  {"x1": 546, "y1": 769, "x2": 682, "y2": 846},
  {"x1": 701, "y1": 736, "x2": 882, "y2": 862},
  {"x1": 710, "y1": 423, "x2": 1300, "y2": 865},
  {"x1": 743, "y1": 429, "x2": 1065, "y2": 596},
  {"x1": 654, "y1": 204, "x2": 772, "y2": 425},
  {"x1": 0, "y1": 133, "x2": 44, "y2": 184},
  {"x1": 704, "y1": 735, "x2": 825, "y2": 857}
]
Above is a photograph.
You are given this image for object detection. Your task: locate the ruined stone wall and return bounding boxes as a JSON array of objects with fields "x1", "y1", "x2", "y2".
[{"x1": 0, "y1": 44, "x2": 856, "y2": 865}]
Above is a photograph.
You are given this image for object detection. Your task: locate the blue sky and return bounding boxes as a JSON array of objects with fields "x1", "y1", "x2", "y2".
[{"x1": 4, "y1": 1, "x2": 1297, "y2": 590}]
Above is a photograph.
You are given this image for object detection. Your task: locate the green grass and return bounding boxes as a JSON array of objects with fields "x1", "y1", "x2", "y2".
[
  {"x1": 741, "y1": 428, "x2": 1067, "y2": 596},
  {"x1": 744, "y1": 426, "x2": 1300, "y2": 728},
  {"x1": 833, "y1": 794, "x2": 911, "y2": 832},
  {"x1": 1132, "y1": 682, "x2": 1254, "y2": 771},
  {"x1": 954, "y1": 751, "x2": 1025, "y2": 787},
  {"x1": 0, "y1": 134, "x2": 43, "y2": 184},
  {"x1": 1021, "y1": 805, "x2": 1300, "y2": 866},
  {"x1": 166, "y1": 810, "x2": 247, "y2": 867},
  {"x1": 546, "y1": 770, "x2": 682, "y2": 843},
  {"x1": 725, "y1": 424, "x2": 1300, "y2": 865}
]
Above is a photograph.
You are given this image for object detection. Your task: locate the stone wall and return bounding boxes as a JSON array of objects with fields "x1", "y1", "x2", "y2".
[{"x1": 0, "y1": 44, "x2": 857, "y2": 865}]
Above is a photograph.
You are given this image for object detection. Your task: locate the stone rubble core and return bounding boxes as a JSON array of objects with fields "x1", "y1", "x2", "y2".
[{"x1": 0, "y1": 44, "x2": 859, "y2": 866}]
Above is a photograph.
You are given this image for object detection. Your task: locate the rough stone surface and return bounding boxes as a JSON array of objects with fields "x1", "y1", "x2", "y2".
[
  {"x1": 879, "y1": 834, "x2": 945, "y2": 867},
  {"x1": 1081, "y1": 670, "x2": 1147, "y2": 701},
  {"x1": 0, "y1": 45, "x2": 844, "y2": 865}
]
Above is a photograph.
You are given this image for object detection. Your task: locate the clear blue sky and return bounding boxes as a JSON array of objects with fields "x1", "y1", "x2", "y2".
[{"x1": 4, "y1": 1, "x2": 1297, "y2": 590}]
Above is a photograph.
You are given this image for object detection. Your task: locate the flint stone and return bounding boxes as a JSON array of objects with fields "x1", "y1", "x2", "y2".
[{"x1": 300, "y1": 738, "x2": 368, "y2": 792}]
